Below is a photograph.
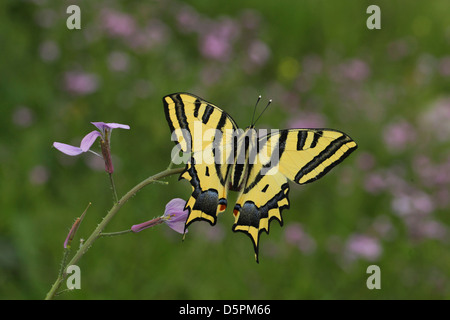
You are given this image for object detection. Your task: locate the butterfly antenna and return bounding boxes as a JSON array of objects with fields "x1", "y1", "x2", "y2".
[
  {"x1": 251, "y1": 95, "x2": 262, "y2": 127},
  {"x1": 253, "y1": 98, "x2": 272, "y2": 126}
]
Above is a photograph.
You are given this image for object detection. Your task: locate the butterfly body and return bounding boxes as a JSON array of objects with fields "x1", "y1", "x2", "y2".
[
  {"x1": 228, "y1": 126, "x2": 256, "y2": 192},
  {"x1": 163, "y1": 92, "x2": 357, "y2": 262}
]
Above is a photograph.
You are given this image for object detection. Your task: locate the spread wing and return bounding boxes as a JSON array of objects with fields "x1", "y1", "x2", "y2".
[
  {"x1": 232, "y1": 129, "x2": 357, "y2": 262},
  {"x1": 163, "y1": 92, "x2": 238, "y2": 228}
]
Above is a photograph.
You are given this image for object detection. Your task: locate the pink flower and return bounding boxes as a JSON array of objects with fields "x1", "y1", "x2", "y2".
[
  {"x1": 100, "y1": 9, "x2": 137, "y2": 38},
  {"x1": 175, "y1": 5, "x2": 201, "y2": 33},
  {"x1": 64, "y1": 71, "x2": 99, "y2": 95},
  {"x1": 284, "y1": 223, "x2": 316, "y2": 254},
  {"x1": 383, "y1": 119, "x2": 416, "y2": 152},
  {"x1": 131, "y1": 199, "x2": 189, "y2": 234},
  {"x1": 342, "y1": 59, "x2": 371, "y2": 81},
  {"x1": 420, "y1": 98, "x2": 450, "y2": 141},
  {"x1": 107, "y1": 51, "x2": 130, "y2": 72},
  {"x1": 345, "y1": 234, "x2": 382, "y2": 262},
  {"x1": 331, "y1": 59, "x2": 371, "y2": 82},
  {"x1": 199, "y1": 18, "x2": 239, "y2": 62},
  {"x1": 247, "y1": 40, "x2": 270, "y2": 66},
  {"x1": 364, "y1": 173, "x2": 387, "y2": 194},
  {"x1": 162, "y1": 198, "x2": 190, "y2": 234}
]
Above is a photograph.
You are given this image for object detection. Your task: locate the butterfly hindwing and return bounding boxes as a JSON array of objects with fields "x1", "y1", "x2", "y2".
[
  {"x1": 233, "y1": 173, "x2": 290, "y2": 263},
  {"x1": 163, "y1": 93, "x2": 238, "y2": 227}
]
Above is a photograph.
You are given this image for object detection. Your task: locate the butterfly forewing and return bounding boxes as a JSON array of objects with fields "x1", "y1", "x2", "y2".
[{"x1": 277, "y1": 129, "x2": 358, "y2": 184}]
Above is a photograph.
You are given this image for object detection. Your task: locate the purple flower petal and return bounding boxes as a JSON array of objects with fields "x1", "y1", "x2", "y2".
[
  {"x1": 164, "y1": 198, "x2": 188, "y2": 215},
  {"x1": 91, "y1": 122, "x2": 130, "y2": 132},
  {"x1": 53, "y1": 142, "x2": 84, "y2": 156},
  {"x1": 165, "y1": 218, "x2": 188, "y2": 234},
  {"x1": 91, "y1": 122, "x2": 108, "y2": 132},
  {"x1": 163, "y1": 198, "x2": 189, "y2": 234},
  {"x1": 104, "y1": 122, "x2": 130, "y2": 130},
  {"x1": 80, "y1": 130, "x2": 102, "y2": 152}
]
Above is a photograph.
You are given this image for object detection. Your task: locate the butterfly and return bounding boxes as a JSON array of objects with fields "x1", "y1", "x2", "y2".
[{"x1": 163, "y1": 92, "x2": 357, "y2": 262}]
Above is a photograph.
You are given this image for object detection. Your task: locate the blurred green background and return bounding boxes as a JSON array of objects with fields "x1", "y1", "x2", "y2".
[{"x1": 1, "y1": 0, "x2": 450, "y2": 299}]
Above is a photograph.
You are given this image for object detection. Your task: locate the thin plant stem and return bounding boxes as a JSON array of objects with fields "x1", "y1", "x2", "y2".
[
  {"x1": 44, "y1": 166, "x2": 184, "y2": 300},
  {"x1": 109, "y1": 173, "x2": 119, "y2": 204},
  {"x1": 99, "y1": 229, "x2": 132, "y2": 237},
  {"x1": 58, "y1": 248, "x2": 71, "y2": 279}
]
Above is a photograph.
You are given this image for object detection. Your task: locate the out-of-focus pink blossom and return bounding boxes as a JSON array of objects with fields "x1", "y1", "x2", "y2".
[
  {"x1": 107, "y1": 51, "x2": 130, "y2": 72},
  {"x1": 383, "y1": 119, "x2": 416, "y2": 152},
  {"x1": 64, "y1": 71, "x2": 99, "y2": 95},
  {"x1": 364, "y1": 172, "x2": 387, "y2": 194},
  {"x1": 371, "y1": 215, "x2": 396, "y2": 239},
  {"x1": 100, "y1": 9, "x2": 136, "y2": 38},
  {"x1": 128, "y1": 20, "x2": 170, "y2": 51},
  {"x1": 407, "y1": 218, "x2": 447, "y2": 242},
  {"x1": 284, "y1": 223, "x2": 316, "y2": 254},
  {"x1": 420, "y1": 220, "x2": 447, "y2": 240},
  {"x1": 199, "y1": 18, "x2": 239, "y2": 62},
  {"x1": 247, "y1": 40, "x2": 270, "y2": 66},
  {"x1": 345, "y1": 234, "x2": 382, "y2": 262},
  {"x1": 391, "y1": 190, "x2": 434, "y2": 217},
  {"x1": 175, "y1": 5, "x2": 202, "y2": 33},
  {"x1": 332, "y1": 59, "x2": 371, "y2": 82},
  {"x1": 357, "y1": 152, "x2": 376, "y2": 171},
  {"x1": 415, "y1": 54, "x2": 436, "y2": 84},
  {"x1": 420, "y1": 98, "x2": 450, "y2": 141}
]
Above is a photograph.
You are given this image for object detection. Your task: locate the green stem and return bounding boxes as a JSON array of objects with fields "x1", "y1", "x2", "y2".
[
  {"x1": 99, "y1": 229, "x2": 132, "y2": 237},
  {"x1": 109, "y1": 173, "x2": 119, "y2": 204},
  {"x1": 58, "y1": 248, "x2": 71, "y2": 278},
  {"x1": 44, "y1": 166, "x2": 184, "y2": 300}
]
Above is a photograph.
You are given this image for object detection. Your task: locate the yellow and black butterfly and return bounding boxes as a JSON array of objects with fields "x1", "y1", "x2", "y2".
[{"x1": 163, "y1": 92, "x2": 357, "y2": 262}]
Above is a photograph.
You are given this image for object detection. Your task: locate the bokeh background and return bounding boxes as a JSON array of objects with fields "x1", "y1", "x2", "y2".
[{"x1": 1, "y1": 0, "x2": 450, "y2": 299}]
